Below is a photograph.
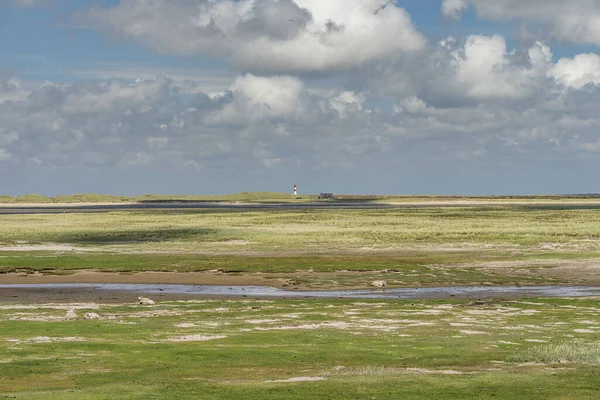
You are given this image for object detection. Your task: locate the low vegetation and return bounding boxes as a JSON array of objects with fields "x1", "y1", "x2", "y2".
[
  {"x1": 510, "y1": 340, "x2": 600, "y2": 365},
  {"x1": 0, "y1": 202, "x2": 599, "y2": 398},
  {"x1": 0, "y1": 297, "x2": 598, "y2": 399},
  {"x1": 1, "y1": 207, "x2": 600, "y2": 285},
  {"x1": 2, "y1": 207, "x2": 600, "y2": 250}
]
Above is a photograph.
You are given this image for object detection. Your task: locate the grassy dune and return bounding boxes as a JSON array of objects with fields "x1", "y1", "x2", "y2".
[{"x1": 0, "y1": 297, "x2": 599, "y2": 399}]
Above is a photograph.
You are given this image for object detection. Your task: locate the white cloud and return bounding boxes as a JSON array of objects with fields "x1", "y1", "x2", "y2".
[
  {"x1": 329, "y1": 91, "x2": 365, "y2": 118},
  {"x1": 80, "y1": 0, "x2": 426, "y2": 74},
  {"x1": 441, "y1": 0, "x2": 467, "y2": 20},
  {"x1": 61, "y1": 77, "x2": 172, "y2": 114},
  {"x1": 361, "y1": 35, "x2": 555, "y2": 104},
  {"x1": 0, "y1": 77, "x2": 28, "y2": 104},
  {"x1": 2, "y1": 33, "x2": 600, "y2": 186},
  {"x1": 442, "y1": 0, "x2": 600, "y2": 47},
  {"x1": 206, "y1": 74, "x2": 305, "y2": 124},
  {"x1": 551, "y1": 53, "x2": 600, "y2": 89},
  {"x1": 455, "y1": 35, "x2": 552, "y2": 100}
]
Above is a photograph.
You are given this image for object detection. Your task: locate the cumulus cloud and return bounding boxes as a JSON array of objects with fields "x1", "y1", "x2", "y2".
[
  {"x1": 0, "y1": 74, "x2": 393, "y2": 171},
  {"x1": 61, "y1": 77, "x2": 172, "y2": 114},
  {"x1": 551, "y1": 53, "x2": 600, "y2": 89},
  {"x1": 358, "y1": 35, "x2": 555, "y2": 106},
  {"x1": 0, "y1": 77, "x2": 28, "y2": 104},
  {"x1": 223, "y1": 74, "x2": 304, "y2": 121},
  {"x1": 5, "y1": 0, "x2": 600, "y2": 193},
  {"x1": 79, "y1": 0, "x2": 426, "y2": 74},
  {"x1": 454, "y1": 35, "x2": 553, "y2": 100},
  {"x1": 2, "y1": 62, "x2": 600, "y2": 180},
  {"x1": 441, "y1": 0, "x2": 600, "y2": 47}
]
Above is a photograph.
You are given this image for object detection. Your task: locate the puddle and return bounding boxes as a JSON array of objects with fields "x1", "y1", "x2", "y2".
[{"x1": 0, "y1": 284, "x2": 598, "y2": 299}]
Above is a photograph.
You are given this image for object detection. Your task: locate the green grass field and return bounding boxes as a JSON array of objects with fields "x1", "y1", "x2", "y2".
[
  {"x1": 1, "y1": 207, "x2": 600, "y2": 286},
  {"x1": 1, "y1": 204, "x2": 599, "y2": 398},
  {"x1": 3, "y1": 207, "x2": 600, "y2": 250},
  {"x1": 0, "y1": 297, "x2": 599, "y2": 399}
]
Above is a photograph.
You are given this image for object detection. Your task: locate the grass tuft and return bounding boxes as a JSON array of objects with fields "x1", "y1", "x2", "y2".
[{"x1": 509, "y1": 341, "x2": 600, "y2": 365}]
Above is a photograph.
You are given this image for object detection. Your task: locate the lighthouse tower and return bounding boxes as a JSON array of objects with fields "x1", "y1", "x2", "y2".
[{"x1": 293, "y1": 184, "x2": 297, "y2": 196}]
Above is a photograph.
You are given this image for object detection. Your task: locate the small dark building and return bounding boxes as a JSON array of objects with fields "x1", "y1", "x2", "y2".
[{"x1": 318, "y1": 193, "x2": 335, "y2": 200}]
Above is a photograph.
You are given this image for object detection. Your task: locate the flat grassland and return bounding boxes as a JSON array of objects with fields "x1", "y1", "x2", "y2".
[
  {"x1": 0, "y1": 202, "x2": 599, "y2": 398},
  {"x1": 1, "y1": 206, "x2": 600, "y2": 286},
  {"x1": 0, "y1": 298, "x2": 599, "y2": 399}
]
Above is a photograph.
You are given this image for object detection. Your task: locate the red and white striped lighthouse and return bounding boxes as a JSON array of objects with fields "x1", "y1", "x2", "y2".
[{"x1": 293, "y1": 184, "x2": 297, "y2": 196}]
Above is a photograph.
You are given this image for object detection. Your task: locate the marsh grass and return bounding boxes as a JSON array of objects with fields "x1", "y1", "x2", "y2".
[
  {"x1": 2, "y1": 208, "x2": 600, "y2": 284},
  {"x1": 1, "y1": 298, "x2": 599, "y2": 399},
  {"x1": 2, "y1": 208, "x2": 600, "y2": 251},
  {"x1": 509, "y1": 341, "x2": 600, "y2": 365}
]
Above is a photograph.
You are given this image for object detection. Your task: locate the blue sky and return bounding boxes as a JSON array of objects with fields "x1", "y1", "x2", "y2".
[{"x1": 2, "y1": 0, "x2": 600, "y2": 195}]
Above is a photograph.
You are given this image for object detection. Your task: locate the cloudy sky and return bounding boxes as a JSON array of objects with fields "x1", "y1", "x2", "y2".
[{"x1": 2, "y1": 0, "x2": 600, "y2": 195}]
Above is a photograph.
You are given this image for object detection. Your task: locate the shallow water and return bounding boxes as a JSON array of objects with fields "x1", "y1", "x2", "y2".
[{"x1": 0, "y1": 284, "x2": 599, "y2": 299}]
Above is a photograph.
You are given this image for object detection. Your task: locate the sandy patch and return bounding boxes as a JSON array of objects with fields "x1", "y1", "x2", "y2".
[
  {"x1": 167, "y1": 335, "x2": 227, "y2": 342},
  {"x1": 351, "y1": 303, "x2": 389, "y2": 308},
  {"x1": 254, "y1": 320, "x2": 433, "y2": 332},
  {"x1": 524, "y1": 339, "x2": 548, "y2": 343},
  {"x1": 221, "y1": 240, "x2": 251, "y2": 246},
  {"x1": 412, "y1": 310, "x2": 446, "y2": 315},
  {"x1": 460, "y1": 330, "x2": 488, "y2": 335},
  {"x1": 573, "y1": 329, "x2": 596, "y2": 333},
  {"x1": 174, "y1": 323, "x2": 197, "y2": 328},
  {"x1": 256, "y1": 322, "x2": 351, "y2": 331},
  {"x1": 448, "y1": 258, "x2": 600, "y2": 285},
  {"x1": 0, "y1": 303, "x2": 99, "y2": 310},
  {"x1": 330, "y1": 366, "x2": 473, "y2": 376},
  {"x1": 127, "y1": 310, "x2": 183, "y2": 318},
  {"x1": 244, "y1": 319, "x2": 281, "y2": 324},
  {"x1": 279, "y1": 314, "x2": 301, "y2": 319},
  {"x1": 429, "y1": 305, "x2": 454, "y2": 309},
  {"x1": 0, "y1": 244, "x2": 83, "y2": 252},
  {"x1": 405, "y1": 368, "x2": 470, "y2": 375},
  {"x1": 265, "y1": 377, "x2": 326, "y2": 383},
  {"x1": 8, "y1": 314, "x2": 64, "y2": 322},
  {"x1": 6, "y1": 336, "x2": 87, "y2": 344}
]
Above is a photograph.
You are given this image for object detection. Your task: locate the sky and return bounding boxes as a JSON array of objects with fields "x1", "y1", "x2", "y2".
[{"x1": 2, "y1": 0, "x2": 600, "y2": 196}]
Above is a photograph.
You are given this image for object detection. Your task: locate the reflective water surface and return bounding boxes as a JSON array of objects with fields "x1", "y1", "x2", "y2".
[{"x1": 0, "y1": 284, "x2": 599, "y2": 299}]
